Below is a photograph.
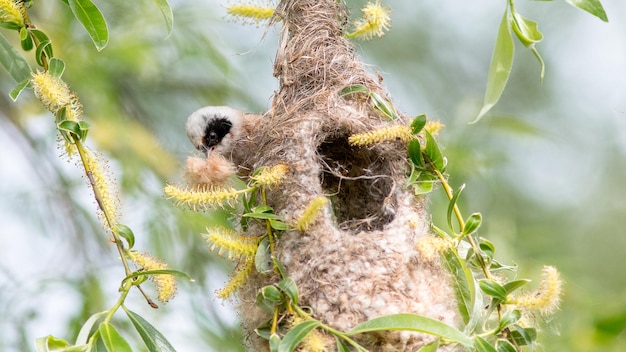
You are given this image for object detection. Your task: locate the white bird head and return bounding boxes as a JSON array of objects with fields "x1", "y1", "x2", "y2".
[{"x1": 185, "y1": 106, "x2": 244, "y2": 157}]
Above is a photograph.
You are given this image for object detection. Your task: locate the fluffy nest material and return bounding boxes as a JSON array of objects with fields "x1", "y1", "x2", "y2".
[{"x1": 224, "y1": 0, "x2": 460, "y2": 350}]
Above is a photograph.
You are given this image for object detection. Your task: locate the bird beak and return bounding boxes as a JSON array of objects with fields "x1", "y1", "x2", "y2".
[{"x1": 200, "y1": 145, "x2": 211, "y2": 158}]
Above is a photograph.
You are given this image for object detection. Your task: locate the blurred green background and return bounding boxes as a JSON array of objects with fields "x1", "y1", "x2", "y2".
[{"x1": 0, "y1": 0, "x2": 624, "y2": 351}]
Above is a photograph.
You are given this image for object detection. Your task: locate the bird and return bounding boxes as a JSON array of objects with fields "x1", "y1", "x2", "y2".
[
  {"x1": 184, "y1": 106, "x2": 260, "y2": 187},
  {"x1": 185, "y1": 106, "x2": 245, "y2": 157}
]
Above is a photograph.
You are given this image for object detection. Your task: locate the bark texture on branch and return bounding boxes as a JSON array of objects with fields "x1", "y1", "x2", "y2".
[{"x1": 228, "y1": 1, "x2": 459, "y2": 350}]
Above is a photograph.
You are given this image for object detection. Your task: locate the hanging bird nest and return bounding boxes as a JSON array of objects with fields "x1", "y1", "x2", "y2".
[{"x1": 219, "y1": 0, "x2": 460, "y2": 350}]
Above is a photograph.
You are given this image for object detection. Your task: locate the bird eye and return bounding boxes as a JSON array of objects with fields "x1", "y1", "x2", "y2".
[{"x1": 208, "y1": 131, "x2": 218, "y2": 141}]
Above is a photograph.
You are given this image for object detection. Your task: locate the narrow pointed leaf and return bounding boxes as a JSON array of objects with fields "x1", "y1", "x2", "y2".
[
  {"x1": 498, "y1": 310, "x2": 521, "y2": 332},
  {"x1": 49, "y1": 58, "x2": 66, "y2": 78},
  {"x1": 411, "y1": 114, "x2": 427, "y2": 134},
  {"x1": 68, "y1": 0, "x2": 109, "y2": 51},
  {"x1": 511, "y1": 12, "x2": 543, "y2": 47},
  {"x1": 473, "y1": 10, "x2": 514, "y2": 123},
  {"x1": 278, "y1": 277, "x2": 299, "y2": 305},
  {"x1": 416, "y1": 339, "x2": 440, "y2": 351},
  {"x1": 124, "y1": 307, "x2": 177, "y2": 352},
  {"x1": 347, "y1": 313, "x2": 473, "y2": 347},
  {"x1": 35, "y1": 335, "x2": 69, "y2": 351},
  {"x1": 9, "y1": 78, "x2": 30, "y2": 101},
  {"x1": 340, "y1": 84, "x2": 369, "y2": 97},
  {"x1": 0, "y1": 32, "x2": 31, "y2": 83},
  {"x1": 152, "y1": 0, "x2": 174, "y2": 38},
  {"x1": 563, "y1": 0, "x2": 608, "y2": 22},
  {"x1": 75, "y1": 311, "x2": 106, "y2": 344},
  {"x1": 496, "y1": 339, "x2": 517, "y2": 352},
  {"x1": 424, "y1": 131, "x2": 444, "y2": 171},
  {"x1": 446, "y1": 183, "x2": 465, "y2": 234},
  {"x1": 98, "y1": 323, "x2": 132, "y2": 352},
  {"x1": 474, "y1": 336, "x2": 498, "y2": 352},
  {"x1": 462, "y1": 212, "x2": 482, "y2": 236},
  {"x1": 408, "y1": 139, "x2": 424, "y2": 168},
  {"x1": 441, "y1": 248, "x2": 474, "y2": 324},
  {"x1": 336, "y1": 338, "x2": 351, "y2": 352},
  {"x1": 278, "y1": 320, "x2": 322, "y2": 352},
  {"x1": 114, "y1": 224, "x2": 135, "y2": 249},
  {"x1": 503, "y1": 279, "x2": 531, "y2": 294},
  {"x1": 478, "y1": 279, "x2": 507, "y2": 301}
]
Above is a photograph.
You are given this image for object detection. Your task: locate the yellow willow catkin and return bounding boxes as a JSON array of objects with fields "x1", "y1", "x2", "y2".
[
  {"x1": 216, "y1": 257, "x2": 255, "y2": 299},
  {"x1": 512, "y1": 265, "x2": 563, "y2": 316},
  {"x1": 226, "y1": 2, "x2": 274, "y2": 24},
  {"x1": 0, "y1": 0, "x2": 24, "y2": 27},
  {"x1": 416, "y1": 236, "x2": 454, "y2": 262},
  {"x1": 252, "y1": 164, "x2": 288, "y2": 188},
  {"x1": 31, "y1": 71, "x2": 77, "y2": 115},
  {"x1": 288, "y1": 315, "x2": 327, "y2": 352},
  {"x1": 348, "y1": 0, "x2": 391, "y2": 40},
  {"x1": 425, "y1": 120, "x2": 445, "y2": 136},
  {"x1": 296, "y1": 196, "x2": 327, "y2": 232},
  {"x1": 203, "y1": 227, "x2": 261, "y2": 260},
  {"x1": 128, "y1": 251, "x2": 177, "y2": 303},
  {"x1": 163, "y1": 184, "x2": 241, "y2": 211},
  {"x1": 348, "y1": 125, "x2": 413, "y2": 147},
  {"x1": 82, "y1": 148, "x2": 119, "y2": 228}
]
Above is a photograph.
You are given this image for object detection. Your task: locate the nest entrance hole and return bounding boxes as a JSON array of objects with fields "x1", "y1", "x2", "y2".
[{"x1": 318, "y1": 134, "x2": 395, "y2": 233}]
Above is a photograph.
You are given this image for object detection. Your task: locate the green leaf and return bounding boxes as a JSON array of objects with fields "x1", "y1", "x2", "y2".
[
  {"x1": 152, "y1": 0, "x2": 174, "y2": 38},
  {"x1": 510, "y1": 325, "x2": 537, "y2": 346},
  {"x1": 408, "y1": 139, "x2": 424, "y2": 168},
  {"x1": 502, "y1": 279, "x2": 531, "y2": 294},
  {"x1": 75, "y1": 311, "x2": 106, "y2": 344},
  {"x1": 370, "y1": 91, "x2": 397, "y2": 120},
  {"x1": 347, "y1": 313, "x2": 473, "y2": 347},
  {"x1": 411, "y1": 114, "x2": 427, "y2": 134},
  {"x1": 278, "y1": 320, "x2": 322, "y2": 352},
  {"x1": 478, "y1": 279, "x2": 507, "y2": 301},
  {"x1": 9, "y1": 78, "x2": 30, "y2": 101},
  {"x1": 497, "y1": 310, "x2": 521, "y2": 332},
  {"x1": 479, "y1": 238, "x2": 495, "y2": 262},
  {"x1": 124, "y1": 307, "x2": 177, "y2": 352},
  {"x1": 243, "y1": 212, "x2": 282, "y2": 220},
  {"x1": 416, "y1": 339, "x2": 440, "y2": 352},
  {"x1": 256, "y1": 285, "x2": 285, "y2": 312},
  {"x1": 255, "y1": 237, "x2": 273, "y2": 274},
  {"x1": 114, "y1": 224, "x2": 135, "y2": 249},
  {"x1": 35, "y1": 40, "x2": 53, "y2": 67},
  {"x1": 270, "y1": 334, "x2": 281, "y2": 352},
  {"x1": 340, "y1": 84, "x2": 369, "y2": 97},
  {"x1": 68, "y1": 0, "x2": 109, "y2": 51},
  {"x1": 510, "y1": 11, "x2": 545, "y2": 81},
  {"x1": 474, "y1": 336, "x2": 497, "y2": 352},
  {"x1": 20, "y1": 28, "x2": 34, "y2": 51},
  {"x1": 423, "y1": 131, "x2": 444, "y2": 171},
  {"x1": 0, "y1": 32, "x2": 32, "y2": 83},
  {"x1": 98, "y1": 323, "x2": 132, "y2": 352},
  {"x1": 49, "y1": 58, "x2": 66, "y2": 78},
  {"x1": 278, "y1": 277, "x2": 299, "y2": 305},
  {"x1": 255, "y1": 326, "x2": 272, "y2": 340},
  {"x1": 57, "y1": 120, "x2": 82, "y2": 141},
  {"x1": 496, "y1": 339, "x2": 517, "y2": 352},
  {"x1": 473, "y1": 9, "x2": 514, "y2": 123},
  {"x1": 446, "y1": 183, "x2": 465, "y2": 233},
  {"x1": 462, "y1": 212, "x2": 482, "y2": 237},
  {"x1": 563, "y1": 0, "x2": 608, "y2": 22},
  {"x1": 441, "y1": 248, "x2": 474, "y2": 325},
  {"x1": 511, "y1": 12, "x2": 543, "y2": 47},
  {"x1": 336, "y1": 338, "x2": 351, "y2": 352},
  {"x1": 269, "y1": 219, "x2": 289, "y2": 231},
  {"x1": 35, "y1": 335, "x2": 69, "y2": 351}
]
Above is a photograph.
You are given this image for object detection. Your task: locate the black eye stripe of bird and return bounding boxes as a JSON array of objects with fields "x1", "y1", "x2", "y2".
[{"x1": 186, "y1": 106, "x2": 245, "y2": 157}]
